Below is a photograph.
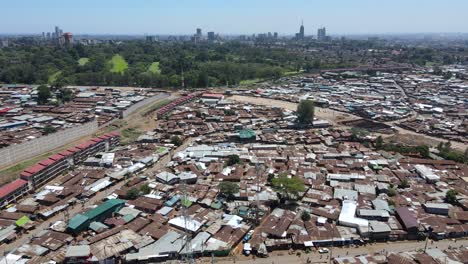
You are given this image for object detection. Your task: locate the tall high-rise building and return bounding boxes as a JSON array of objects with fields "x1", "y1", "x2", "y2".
[
  {"x1": 317, "y1": 27, "x2": 327, "y2": 41},
  {"x1": 194, "y1": 28, "x2": 203, "y2": 43},
  {"x1": 295, "y1": 21, "x2": 305, "y2": 41},
  {"x1": 146, "y1": 36, "x2": 156, "y2": 42},
  {"x1": 273, "y1": 32, "x2": 278, "y2": 39},
  {"x1": 299, "y1": 21, "x2": 304, "y2": 38},
  {"x1": 63, "y1": 32, "x2": 73, "y2": 46},
  {"x1": 207, "y1": 31, "x2": 215, "y2": 42}
]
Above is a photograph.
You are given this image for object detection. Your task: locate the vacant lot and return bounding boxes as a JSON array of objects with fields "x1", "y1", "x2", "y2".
[
  {"x1": 229, "y1": 95, "x2": 359, "y2": 125},
  {"x1": 109, "y1": 54, "x2": 128, "y2": 73}
]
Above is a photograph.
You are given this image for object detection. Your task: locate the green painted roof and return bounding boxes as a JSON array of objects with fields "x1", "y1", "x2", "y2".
[
  {"x1": 84, "y1": 199, "x2": 126, "y2": 220},
  {"x1": 15, "y1": 216, "x2": 30, "y2": 227},
  {"x1": 68, "y1": 214, "x2": 89, "y2": 230},
  {"x1": 123, "y1": 214, "x2": 135, "y2": 223},
  {"x1": 210, "y1": 201, "x2": 223, "y2": 210},
  {"x1": 239, "y1": 129, "x2": 256, "y2": 139}
]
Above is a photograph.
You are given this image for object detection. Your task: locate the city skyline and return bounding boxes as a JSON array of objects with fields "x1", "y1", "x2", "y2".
[{"x1": 2, "y1": 0, "x2": 468, "y2": 35}]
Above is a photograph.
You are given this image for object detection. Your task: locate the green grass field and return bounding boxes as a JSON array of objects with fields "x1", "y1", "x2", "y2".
[
  {"x1": 109, "y1": 54, "x2": 128, "y2": 74},
  {"x1": 147, "y1": 62, "x2": 161, "y2": 74},
  {"x1": 48, "y1": 71, "x2": 62, "y2": 84},
  {"x1": 78, "y1": 57, "x2": 89, "y2": 66},
  {"x1": 0, "y1": 151, "x2": 54, "y2": 185},
  {"x1": 239, "y1": 78, "x2": 262, "y2": 85}
]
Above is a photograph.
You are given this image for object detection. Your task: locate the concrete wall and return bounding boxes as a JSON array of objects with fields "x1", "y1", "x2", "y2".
[
  {"x1": 0, "y1": 93, "x2": 169, "y2": 168},
  {"x1": 122, "y1": 93, "x2": 169, "y2": 118},
  {"x1": 0, "y1": 121, "x2": 98, "y2": 168}
]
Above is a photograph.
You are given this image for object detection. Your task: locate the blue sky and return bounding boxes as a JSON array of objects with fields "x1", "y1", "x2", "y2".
[{"x1": 2, "y1": 0, "x2": 467, "y2": 35}]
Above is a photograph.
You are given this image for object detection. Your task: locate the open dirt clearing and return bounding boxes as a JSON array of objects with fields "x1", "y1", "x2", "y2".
[
  {"x1": 229, "y1": 95, "x2": 467, "y2": 151},
  {"x1": 229, "y1": 95, "x2": 360, "y2": 126}
]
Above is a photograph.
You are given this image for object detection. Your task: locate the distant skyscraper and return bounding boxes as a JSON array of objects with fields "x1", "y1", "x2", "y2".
[
  {"x1": 146, "y1": 36, "x2": 156, "y2": 42},
  {"x1": 317, "y1": 27, "x2": 327, "y2": 41},
  {"x1": 295, "y1": 21, "x2": 305, "y2": 41},
  {"x1": 63, "y1": 32, "x2": 73, "y2": 46},
  {"x1": 194, "y1": 28, "x2": 203, "y2": 43},
  {"x1": 273, "y1": 32, "x2": 278, "y2": 39},
  {"x1": 299, "y1": 21, "x2": 304, "y2": 38},
  {"x1": 207, "y1": 31, "x2": 215, "y2": 42}
]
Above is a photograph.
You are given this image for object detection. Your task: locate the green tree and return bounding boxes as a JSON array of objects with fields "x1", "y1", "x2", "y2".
[
  {"x1": 227, "y1": 155, "x2": 241, "y2": 166},
  {"x1": 171, "y1": 136, "x2": 183, "y2": 146},
  {"x1": 445, "y1": 189, "x2": 458, "y2": 204},
  {"x1": 350, "y1": 127, "x2": 369, "y2": 140},
  {"x1": 126, "y1": 188, "x2": 140, "y2": 200},
  {"x1": 387, "y1": 187, "x2": 396, "y2": 197},
  {"x1": 375, "y1": 136, "x2": 384, "y2": 149},
  {"x1": 59, "y1": 88, "x2": 74, "y2": 102},
  {"x1": 272, "y1": 173, "x2": 305, "y2": 201},
  {"x1": 37, "y1": 85, "x2": 51, "y2": 104},
  {"x1": 219, "y1": 182, "x2": 239, "y2": 200},
  {"x1": 301, "y1": 211, "x2": 311, "y2": 221},
  {"x1": 140, "y1": 184, "x2": 151, "y2": 195},
  {"x1": 43, "y1": 125, "x2": 57, "y2": 135},
  {"x1": 296, "y1": 100, "x2": 315, "y2": 125},
  {"x1": 398, "y1": 179, "x2": 410, "y2": 189}
]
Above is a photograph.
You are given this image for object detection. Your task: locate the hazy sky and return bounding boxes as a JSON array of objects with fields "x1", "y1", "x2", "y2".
[{"x1": 2, "y1": 0, "x2": 467, "y2": 35}]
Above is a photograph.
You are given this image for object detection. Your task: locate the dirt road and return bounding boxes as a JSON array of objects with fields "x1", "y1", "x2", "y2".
[{"x1": 211, "y1": 238, "x2": 468, "y2": 264}]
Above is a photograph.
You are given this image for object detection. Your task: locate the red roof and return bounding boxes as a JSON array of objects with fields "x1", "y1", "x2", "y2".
[
  {"x1": 76, "y1": 141, "x2": 95, "y2": 150},
  {"x1": 67, "y1": 147, "x2": 81, "y2": 153},
  {"x1": 49, "y1": 154, "x2": 65, "y2": 161},
  {"x1": 0, "y1": 108, "x2": 11, "y2": 114},
  {"x1": 20, "y1": 171, "x2": 33, "y2": 178},
  {"x1": 58, "y1": 150, "x2": 74, "y2": 157},
  {"x1": 0, "y1": 179, "x2": 28, "y2": 199},
  {"x1": 90, "y1": 137, "x2": 104, "y2": 143},
  {"x1": 108, "y1": 131, "x2": 120, "y2": 137},
  {"x1": 24, "y1": 163, "x2": 46, "y2": 174},
  {"x1": 39, "y1": 158, "x2": 57, "y2": 166}
]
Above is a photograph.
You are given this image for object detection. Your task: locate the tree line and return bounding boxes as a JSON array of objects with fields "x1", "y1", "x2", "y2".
[{"x1": 0, "y1": 41, "x2": 301, "y2": 88}]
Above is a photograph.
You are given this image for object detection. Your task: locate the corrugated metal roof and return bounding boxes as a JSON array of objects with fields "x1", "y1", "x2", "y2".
[
  {"x1": 68, "y1": 213, "x2": 89, "y2": 230},
  {"x1": 84, "y1": 199, "x2": 126, "y2": 220}
]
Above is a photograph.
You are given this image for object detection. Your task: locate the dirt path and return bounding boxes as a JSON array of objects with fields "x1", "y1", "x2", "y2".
[{"x1": 210, "y1": 238, "x2": 467, "y2": 264}]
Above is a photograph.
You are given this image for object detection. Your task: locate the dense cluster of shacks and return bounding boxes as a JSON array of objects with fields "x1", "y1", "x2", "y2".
[
  {"x1": 398, "y1": 66, "x2": 467, "y2": 143},
  {"x1": 0, "y1": 85, "x2": 156, "y2": 148},
  {"x1": 248, "y1": 66, "x2": 467, "y2": 143},
  {"x1": 0, "y1": 92, "x2": 467, "y2": 263}
]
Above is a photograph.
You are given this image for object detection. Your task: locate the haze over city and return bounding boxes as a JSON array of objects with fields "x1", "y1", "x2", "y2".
[
  {"x1": 1, "y1": 1, "x2": 468, "y2": 264},
  {"x1": 2, "y1": 0, "x2": 468, "y2": 35}
]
